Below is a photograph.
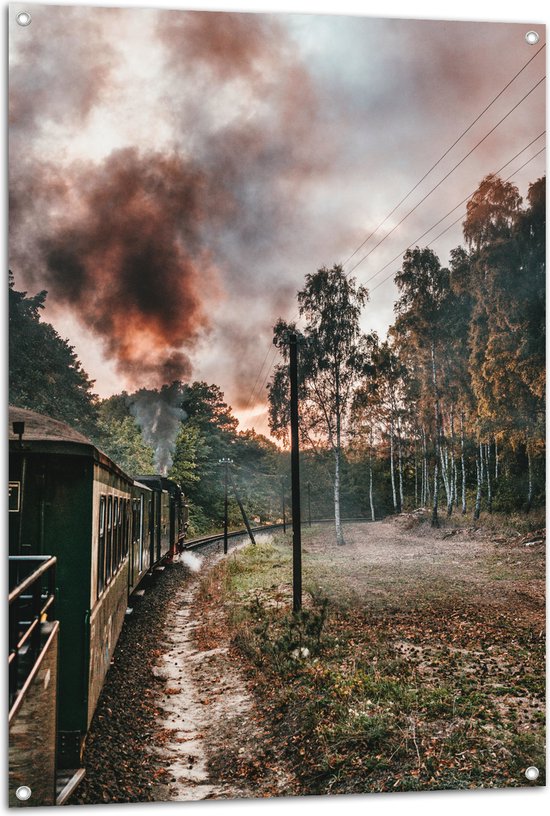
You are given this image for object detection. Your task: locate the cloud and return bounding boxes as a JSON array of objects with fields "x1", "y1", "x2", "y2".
[{"x1": 8, "y1": 7, "x2": 545, "y2": 420}]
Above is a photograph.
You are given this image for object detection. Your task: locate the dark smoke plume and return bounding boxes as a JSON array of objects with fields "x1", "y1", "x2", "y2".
[
  {"x1": 10, "y1": 7, "x2": 327, "y2": 405},
  {"x1": 129, "y1": 382, "x2": 186, "y2": 475},
  {"x1": 37, "y1": 148, "x2": 216, "y2": 387}
]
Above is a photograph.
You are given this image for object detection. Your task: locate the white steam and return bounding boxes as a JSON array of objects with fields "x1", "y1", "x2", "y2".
[
  {"x1": 129, "y1": 383, "x2": 186, "y2": 475},
  {"x1": 178, "y1": 551, "x2": 203, "y2": 572}
]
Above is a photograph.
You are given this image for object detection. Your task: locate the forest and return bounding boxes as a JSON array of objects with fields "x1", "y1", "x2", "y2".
[{"x1": 9, "y1": 173, "x2": 545, "y2": 537}]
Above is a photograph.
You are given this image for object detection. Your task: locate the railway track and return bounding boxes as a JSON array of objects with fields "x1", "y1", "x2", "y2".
[{"x1": 184, "y1": 517, "x2": 373, "y2": 551}]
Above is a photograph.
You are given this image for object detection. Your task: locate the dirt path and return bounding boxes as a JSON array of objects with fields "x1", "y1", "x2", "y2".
[{"x1": 152, "y1": 547, "x2": 295, "y2": 802}]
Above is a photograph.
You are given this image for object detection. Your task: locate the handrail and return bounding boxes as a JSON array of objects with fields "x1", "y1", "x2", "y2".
[
  {"x1": 8, "y1": 556, "x2": 58, "y2": 708},
  {"x1": 8, "y1": 555, "x2": 57, "y2": 604}
]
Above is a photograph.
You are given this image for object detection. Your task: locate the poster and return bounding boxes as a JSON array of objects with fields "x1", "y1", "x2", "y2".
[{"x1": 6, "y1": 1, "x2": 546, "y2": 811}]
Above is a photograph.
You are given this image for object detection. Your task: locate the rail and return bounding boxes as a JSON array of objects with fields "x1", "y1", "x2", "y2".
[
  {"x1": 185, "y1": 516, "x2": 374, "y2": 550},
  {"x1": 9, "y1": 555, "x2": 57, "y2": 714}
]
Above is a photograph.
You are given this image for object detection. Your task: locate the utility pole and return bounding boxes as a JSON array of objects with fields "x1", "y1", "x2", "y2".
[
  {"x1": 289, "y1": 333, "x2": 302, "y2": 613},
  {"x1": 281, "y1": 477, "x2": 286, "y2": 533},
  {"x1": 307, "y1": 481, "x2": 312, "y2": 527},
  {"x1": 219, "y1": 458, "x2": 233, "y2": 554}
]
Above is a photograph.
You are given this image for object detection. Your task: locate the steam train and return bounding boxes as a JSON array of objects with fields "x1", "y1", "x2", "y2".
[{"x1": 8, "y1": 405, "x2": 188, "y2": 797}]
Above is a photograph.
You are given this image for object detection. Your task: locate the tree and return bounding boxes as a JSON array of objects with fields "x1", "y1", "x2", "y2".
[
  {"x1": 354, "y1": 334, "x2": 408, "y2": 514},
  {"x1": 9, "y1": 272, "x2": 98, "y2": 436},
  {"x1": 463, "y1": 175, "x2": 545, "y2": 512},
  {"x1": 268, "y1": 264, "x2": 368, "y2": 545},
  {"x1": 92, "y1": 397, "x2": 155, "y2": 475}
]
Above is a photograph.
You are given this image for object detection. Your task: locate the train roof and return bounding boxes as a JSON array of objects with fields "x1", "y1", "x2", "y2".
[
  {"x1": 8, "y1": 405, "x2": 132, "y2": 482},
  {"x1": 133, "y1": 479, "x2": 153, "y2": 492},
  {"x1": 135, "y1": 474, "x2": 182, "y2": 493},
  {"x1": 9, "y1": 406, "x2": 92, "y2": 445}
]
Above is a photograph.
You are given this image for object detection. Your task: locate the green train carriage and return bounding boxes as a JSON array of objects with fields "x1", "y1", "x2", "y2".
[{"x1": 8, "y1": 406, "x2": 187, "y2": 771}]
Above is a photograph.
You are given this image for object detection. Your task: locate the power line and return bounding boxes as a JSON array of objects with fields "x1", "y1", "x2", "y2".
[
  {"x1": 248, "y1": 137, "x2": 546, "y2": 428},
  {"x1": 244, "y1": 341, "x2": 276, "y2": 414},
  {"x1": 360, "y1": 131, "x2": 546, "y2": 290},
  {"x1": 241, "y1": 51, "x2": 546, "y2": 422},
  {"x1": 342, "y1": 42, "x2": 546, "y2": 269},
  {"x1": 423, "y1": 146, "x2": 546, "y2": 254},
  {"x1": 368, "y1": 144, "x2": 546, "y2": 297},
  {"x1": 347, "y1": 74, "x2": 546, "y2": 276}
]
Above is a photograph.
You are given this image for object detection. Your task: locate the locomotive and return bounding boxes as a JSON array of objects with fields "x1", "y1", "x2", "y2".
[{"x1": 8, "y1": 405, "x2": 188, "y2": 802}]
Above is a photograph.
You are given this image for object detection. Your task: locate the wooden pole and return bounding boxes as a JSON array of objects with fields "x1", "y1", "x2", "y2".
[
  {"x1": 289, "y1": 334, "x2": 302, "y2": 613},
  {"x1": 229, "y1": 474, "x2": 256, "y2": 546}
]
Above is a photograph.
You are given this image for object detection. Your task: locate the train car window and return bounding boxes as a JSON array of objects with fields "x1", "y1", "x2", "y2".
[
  {"x1": 118, "y1": 498, "x2": 123, "y2": 565},
  {"x1": 120, "y1": 498, "x2": 124, "y2": 564},
  {"x1": 128, "y1": 499, "x2": 132, "y2": 557},
  {"x1": 97, "y1": 495, "x2": 106, "y2": 596},
  {"x1": 123, "y1": 499, "x2": 129, "y2": 559},
  {"x1": 114, "y1": 497, "x2": 120, "y2": 573},
  {"x1": 131, "y1": 498, "x2": 138, "y2": 575},
  {"x1": 132, "y1": 498, "x2": 139, "y2": 553},
  {"x1": 139, "y1": 496, "x2": 145, "y2": 571},
  {"x1": 106, "y1": 495, "x2": 113, "y2": 583}
]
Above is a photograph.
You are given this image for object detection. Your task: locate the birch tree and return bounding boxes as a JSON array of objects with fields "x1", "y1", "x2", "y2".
[{"x1": 268, "y1": 264, "x2": 368, "y2": 545}]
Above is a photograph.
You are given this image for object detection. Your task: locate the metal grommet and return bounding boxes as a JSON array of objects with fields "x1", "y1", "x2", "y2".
[
  {"x1": 525, "y1": 31, "x2": 540, "y2": 45},
  {"x1": 16, "y1": 786, "x2": 32, "y2": 801},
  {"x1": 16, "y1": 11, "x2": 32, "y2": 26},
  {"x1": 525, "y1": 766, "x2": 539, "y2": 781}
]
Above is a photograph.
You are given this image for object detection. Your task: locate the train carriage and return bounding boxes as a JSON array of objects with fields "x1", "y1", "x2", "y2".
[
  {"x1": 9, "y1": 407, "x2": 134, "y2": 768},
  {"x1": 135, "y1": 475, "x2": 188, "y2": 561},
  {"x1": 8, "y1": 406, "x2": 187, "y2": 780}
]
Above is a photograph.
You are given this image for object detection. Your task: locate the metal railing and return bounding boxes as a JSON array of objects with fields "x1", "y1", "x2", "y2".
[{"x1": 8, "y1": 555, "x2": 57, "y2": 713}]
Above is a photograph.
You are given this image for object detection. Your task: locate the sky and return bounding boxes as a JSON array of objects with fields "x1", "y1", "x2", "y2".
[{"x1": 8, "y1": 1, "x2": 546, "y2": 437}]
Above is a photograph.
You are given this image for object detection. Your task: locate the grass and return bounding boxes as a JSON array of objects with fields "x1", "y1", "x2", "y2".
[{"x1": 195, "y1": 521, "x2": 545, "y2": 795}]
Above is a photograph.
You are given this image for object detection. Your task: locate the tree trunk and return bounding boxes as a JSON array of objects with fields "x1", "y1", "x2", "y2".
[
  {"x1": 453, "y1": 459, "x2": 459, "y2": 509},
  {"x1": 422, "y1": 426, "x2": 431, "y2": 507},
  {"x1": 334, "y1": 445, "x2": 344, "y2": 544},
  {"x1": 369, "y1": 434, "x2": 375, "y2": 522},
  {"x1": 484, "y1": 442, "x2": 492, "y2": 513},
  {"x1": 440, "y1": 443, "x2": 453, "y2": 516},
  {"x1": 390, "y1": 419, "x2": 398, "y2": 514},
  {"x1": 431, "y1": 344, "x2": 440, "y2": 528},
  {"x1": 414, "y1": 435, "x2": 418, "y2": 508},
  {"x1": 460, "y1": 411, "x2": 467, "y2": 515},
  {"x1": 422, "y1": 426, "x2": 430, "y2": 505},
  {"x1": 526, "y1": 440, "x2": 533, "y2": 513},
  {"x1": 450, "y1": 405, "x2": 457, "y2": 510},
  {"x1": 432, "y1": 451, "x2": 440, "y2": 527},
  {"x1": 474, "y1": 444, "x2": 482, "y2": 520},
  {"x1": 397, "y1": 416, "x2": 404, "y2": 512},
  {"x1": 479, "y1": 440, "x2": 485, "y2": 490}
]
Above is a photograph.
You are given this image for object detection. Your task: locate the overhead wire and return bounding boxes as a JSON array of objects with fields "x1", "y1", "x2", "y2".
[
  {"x1": 346, "y1": 74, "x2": 546, "y2": 275},
  {"x1": 249, "y1": 136, "x2": 546, "y2": 428},
  {"x1": 243, "y1": 341, "x2": 276, "y2": 414},
  {"x1": 368, "y1": 144, "x2": 547, "y2": 297},
  {"x1": 241, "y1": 52, "x2": 546, "y2": 422},
  {"x1": 342, "y1": 41, "x2": 546, "y2": 269},
  {"x1": 360, "y1": 130, "x2": 546, "y2": 290}
]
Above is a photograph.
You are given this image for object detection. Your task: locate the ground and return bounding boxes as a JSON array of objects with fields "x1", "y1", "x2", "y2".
[
  {"x1": 74, "y1": 515, "x2": 545, "y2": 803},
  {"x1": 194, "y1": 516, "x2": 545, "y2": 795}
]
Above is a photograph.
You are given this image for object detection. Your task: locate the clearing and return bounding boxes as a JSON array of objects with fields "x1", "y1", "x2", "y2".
[
  {"x1": 192, "y1": 516, "x2": 545, "y2": 795},
  {"x1": 75, "y1": 516, "x2": 545, "y2": 802}
]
